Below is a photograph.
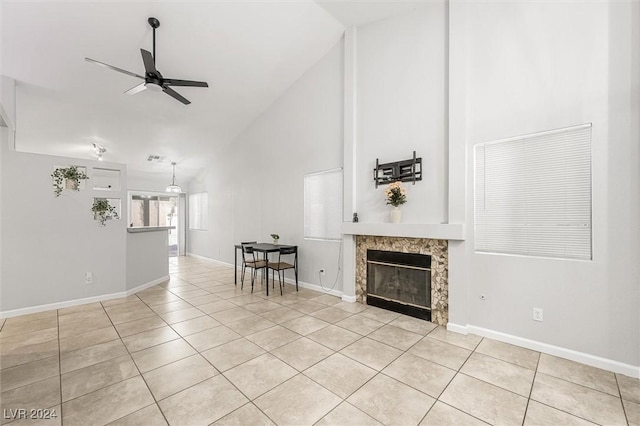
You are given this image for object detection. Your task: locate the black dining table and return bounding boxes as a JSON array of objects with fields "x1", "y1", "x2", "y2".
[{"x1": 234, "y1": 242, "x2": 295, "y2": 296}]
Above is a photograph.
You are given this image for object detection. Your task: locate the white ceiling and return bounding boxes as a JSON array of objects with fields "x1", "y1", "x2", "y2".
[{"x1": 2, "y1": 0, "x2": 429, "y2": 181}]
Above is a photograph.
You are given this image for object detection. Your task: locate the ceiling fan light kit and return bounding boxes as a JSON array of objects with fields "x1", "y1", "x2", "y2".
[{"x1": 85, "y1": 17, "x2": 208, "y2": 105}]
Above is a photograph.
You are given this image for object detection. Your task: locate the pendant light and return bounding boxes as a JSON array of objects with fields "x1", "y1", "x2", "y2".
[{"x1": 166, "y1": 162, "x2": 182, "y2": 193}]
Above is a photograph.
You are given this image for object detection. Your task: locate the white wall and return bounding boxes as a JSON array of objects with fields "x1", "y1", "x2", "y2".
[
  {"x1": 126, "y1": 231, "x2": 169, "y2": 291},
  {"x1": 0, "y1": 137, "x2": 128, "y2": 313},
  {"x1": 356, "y1": 3, "x2": 447, "y2": 224},
  {"x1": 448, "y1": 1, "x2": 639, "y2": 370},
  {"x1": 188, "y1": 40, "x2": 344, "y2": 292}
]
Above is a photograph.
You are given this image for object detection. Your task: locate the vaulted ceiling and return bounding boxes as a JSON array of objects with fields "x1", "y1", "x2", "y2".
[{"x1": 1, "y1": 0, "x2": 427, "y2": 180}]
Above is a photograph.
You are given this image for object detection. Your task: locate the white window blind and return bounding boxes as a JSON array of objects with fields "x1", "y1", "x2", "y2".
[
  {"x1": 188, "y1": 192, "x2": 208, "y2": 231},
  {"x1": 304, "y1": 168, "x2": 343, "y2": 241},
  {"x1": 474, "y1": 124, "x2": 592, "y2": 260}
]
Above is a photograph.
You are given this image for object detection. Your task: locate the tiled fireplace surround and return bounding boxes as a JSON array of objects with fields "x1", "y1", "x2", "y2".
[{"x1": 355, "y1": 235, "x2": 449, "y2": 326}]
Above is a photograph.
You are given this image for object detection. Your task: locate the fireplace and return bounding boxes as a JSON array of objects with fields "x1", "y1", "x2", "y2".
[
  {"x1": 367, "y1": 250, "x2": 432, "y2": 321},
  {"x1": 355, "y1": 235, "x2": 448, "y2": 325}
]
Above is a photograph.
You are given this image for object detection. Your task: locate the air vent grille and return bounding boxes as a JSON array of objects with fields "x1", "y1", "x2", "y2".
[{"x1": 146, "y1": 155, "x2": 165, "y2": 163}]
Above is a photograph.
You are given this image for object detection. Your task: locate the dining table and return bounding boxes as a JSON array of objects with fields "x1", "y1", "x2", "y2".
[{"x1": 234, "y1": 242, "x2": 295, "y2": 296}]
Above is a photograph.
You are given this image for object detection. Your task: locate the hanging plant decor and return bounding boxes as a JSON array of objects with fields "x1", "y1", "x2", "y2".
[
  {"x1": 91, "y1": 198, "x2": 119, "y2": 226},
  {"x1": 52, "y1": 166, "x2": 89, "y2": 197}
]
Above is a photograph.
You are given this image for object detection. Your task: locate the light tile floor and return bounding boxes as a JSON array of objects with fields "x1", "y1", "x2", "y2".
[{"x1": 1, "y1": 256, "x2": 639, "y2": 425}]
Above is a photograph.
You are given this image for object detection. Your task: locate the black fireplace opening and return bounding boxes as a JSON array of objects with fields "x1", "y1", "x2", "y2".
[{"x1": 366, "y1": 249, "x2": 431, "y2": 321}]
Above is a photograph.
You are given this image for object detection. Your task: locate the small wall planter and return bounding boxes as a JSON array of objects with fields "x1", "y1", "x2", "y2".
[{"x1": 52, "y1": 166, "x2": 89, "y2": 197}]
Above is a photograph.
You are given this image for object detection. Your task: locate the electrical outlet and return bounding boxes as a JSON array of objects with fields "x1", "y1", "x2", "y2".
[
  {"x1": 85, "y1": 272, "x2": 93, "y2": 284},
  {"x1": 319, "y1": 268, "x2": 326, "y2": 276},
  {"x1": 533, "y1": 308, "x2": 543, "y2": 322}
]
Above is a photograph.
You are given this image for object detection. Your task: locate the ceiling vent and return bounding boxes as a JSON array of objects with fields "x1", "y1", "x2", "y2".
[{"x1": 146, "y1": 154, "x2": 165, "y2": 163}]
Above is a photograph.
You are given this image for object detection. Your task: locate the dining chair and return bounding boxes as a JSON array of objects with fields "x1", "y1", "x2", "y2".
[
  {"x1": 268, "y1": 246, "x2": 298, "y2": 295},
  {"x1": 241, "y1": 244, "x2": 267, "y2": 292},
  {"x1": 238, "y1": 241, "x2": 257, "y2": 286}
]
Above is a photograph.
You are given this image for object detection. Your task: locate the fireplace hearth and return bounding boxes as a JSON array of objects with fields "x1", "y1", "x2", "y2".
[{"x1": 367, "y1": 250, "x2": 432, "y2": 320}]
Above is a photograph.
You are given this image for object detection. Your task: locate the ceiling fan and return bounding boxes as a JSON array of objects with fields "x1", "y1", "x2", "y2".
[{"x1": 85, "y1": 17, "x2": 208, "y2": 105}]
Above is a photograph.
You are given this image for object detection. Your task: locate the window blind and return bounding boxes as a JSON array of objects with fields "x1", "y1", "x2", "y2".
[
  {"x1": 474, "y1": 124, "x2": 592, "y2": 260},
  {"x1": 188, "y1": 192, "x2": 208, "y2": 231},
  {"x1": 304, "y1": 168, "x2": 343, "y2": 241}
]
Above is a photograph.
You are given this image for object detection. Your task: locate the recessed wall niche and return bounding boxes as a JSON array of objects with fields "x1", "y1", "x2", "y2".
[{"x1": 92, "y1": 167, "x2": 121, "y2": 191}]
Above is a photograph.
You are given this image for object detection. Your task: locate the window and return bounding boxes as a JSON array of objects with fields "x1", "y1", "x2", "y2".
[
  {"x1": 304, "y1": 168, "x2": 343, "y2": 240},
  {"x1": 189, "y1": 192, "x2": 208, "y2": 231},
  {"x1": 129, "y1": 193, "x2": 178, "y2": 228},
  {"x1": 474, "y1": 124, "x2": 592, "y2": 260}
]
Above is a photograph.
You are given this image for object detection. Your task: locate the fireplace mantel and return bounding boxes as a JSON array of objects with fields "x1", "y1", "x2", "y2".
[{"x1": 342, "y1": 222, "x2": 465, "y2": 240}]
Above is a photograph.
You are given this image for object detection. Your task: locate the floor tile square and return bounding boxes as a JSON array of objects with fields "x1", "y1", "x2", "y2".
[
  {"x1": 61, "y1": 339, "x2": 128, "y2": 374},
  {"x1": 0, "y1": 376, "x2": 60, "y2": 420},
  {"x1": 254, "y1": 374, "x2": 342, "y2": 425},
  {"x1": 197, "y1": 300, "x2": 238, "y2": 314},
  {"x1": 340, "y1": 337, "x2": 402, "y2": 371},
  {"x1": 383, "y1": 352, "x2": 456, "y2": 398},
  {"x1": 310, "y1": 307, "x2": 354, "y2": 323},
  {"x1": 409, "y1": 336, "x2": 472, "y2": 370},
  {"x1": 304, "y1": 353, "x2": 376, "y2": 399},
  {"x1": 210, "y1": 307, "x2": 256, "y2": 324},
  {"x1": 0, "y1": 337, "x2": 59, "y2": 370},
  {"x1": 427, "y1": 326, "x2": 482, "y2": 350},
  {"x1": 62, "y1": 376, "x2": 154, "y2": 426},
  {"x1": 143, "y1": 354, "x2": 218, "y2": 400},
  {"x1": 307, "y1": 325, "x2": 360, "y2": 351},
  {"x1": 335, "y1": 315, "x2": 385, "y2": 336},
  {"x1": 538, "y1": 353, "x2": 619, "y2": 396},
  {"x1": 523, "y1": 400, "x2": 597, "y2": 426},
  {"x1": 420, "y1": 401, "x2": 488, "y2": 426},
  {"x1": 184, "y1": 325, "x2": 241, "y2": 352},
  {"x1": 158, "y1": 307, "x2": 205, "y2": 325},
  {"x1": 624, "y1": 399, "x2": 640, "y2": 426},
  {"x1": 61, "y1": 354, "x2": 138, "y2": 401},
  {"x1": 113, "y1": 316, "x2": 167, "y2": 338},
  {"x1": 281, "y1": 316, "x2": 330, "y2": 336},
  {"x1": 225, "y1": 316, "x2": 275, "y2": 336},
  {"x1": 170, "y1": 315, "x2": 221, "y2": 337},
  {"x1": 201, "y1": 338, "x2": 266, "y2": 372},
  {"x1": 59, "y1": 326, "x2": 119, "y2": 353},
  {"x1": 367, "y1": 324, "x2": 422, "y2": 351},
  {"x1": 388, "y1": 315, "x2": 438, "y2": 335},
  {"x1": 460, "y1": 352, "x2": 535, "y2": 397},
  {"x1": 475, "y1": 338, "x2": 540, "y2": 371},
  {"x1": 439, "y1": 374, "x2": 529, "y2": 425},
  {"x1": 316, "y1": 402, "x2": 383, "y2": 426},
  {"x1": 530, "y1": 372, "x2": 627, "y2": 425},
  {"x1": 108, "y1": 404, "x2": 168, "y2": 426},
  {"x1": 246, "y1": 325, "x2": 301, "y2": 351},
  {"x1": 224, "y1": 353, "x2": 297, "y2": 399},
  {"x1": 618, "y1": 373, "x2": 640, "y2": 404},
  {"x1": 131, "y1": 339, "x2": 196, "y2": 373},
  {"x1": 158, "y1": 375, "x2": 248, "y2": 425},
  {"x1": 259, "y1": 307, "x2": 305, "y2": 324},
  {"x1": 271, "y1": 337, "x2": 335, "y2": 371},
  {"x1": 347, "y1": 374, "x2": 435, "y2": 425},
  {"x1": 121, "y1": 326, "x2": 180, "y2": 352},
  {"x1": 212, "y1": 403, "x2": 276, "y2": 426},
  {"x1": 359, "y1": 306, "x2": 400, "y2": 323},
  {"x1": 150, "y1": 300, "x2": 193, "y2": 314}
]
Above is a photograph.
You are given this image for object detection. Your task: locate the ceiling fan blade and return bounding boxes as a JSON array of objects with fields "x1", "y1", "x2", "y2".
[
  {"x1": 163, "y1": 79, "x2": 209, "y2": 88},
  {"x1": 140, "y1": 49, "x2": 157, "y2": 75},
  {"x1": 85, "y1": 57, "x2": 144, "y2": 79},
  {"x1": 163, "y1": 87, "x2": 191, "y2": 105},
  {"x1": 123, "y1": 83, "x2": 147, "y2": 95}
]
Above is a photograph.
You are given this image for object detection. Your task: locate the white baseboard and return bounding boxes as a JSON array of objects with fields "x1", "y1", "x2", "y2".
[
  {"x1": 447, "y1": 322, "x2": 640, "y2": 378},
  {"x1": 0, "y1": 276, "x2": 170, "y2": 319},
  {"x1": 186, "y1": 252, "x2": 238, "y2": 269},
  {"x1": 341, "y1": 295, "x2": 357, "y2": 303},
  {"x1": 125, "y1": 275, "x2": 170, "y2": 296}
]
